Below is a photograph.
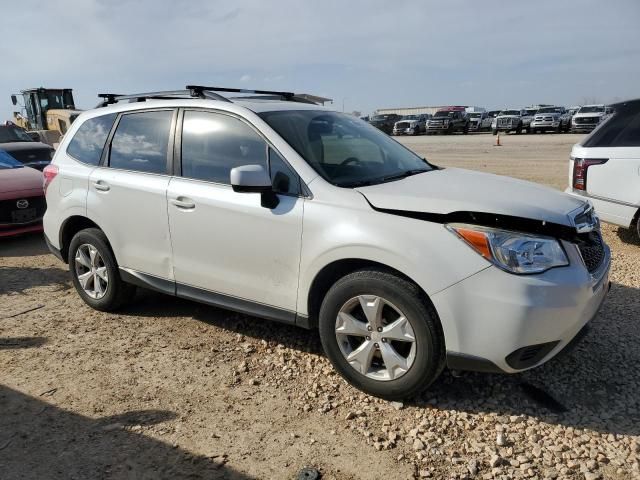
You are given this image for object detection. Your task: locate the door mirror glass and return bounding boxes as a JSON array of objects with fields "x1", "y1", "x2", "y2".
[{"x1": 230, "y1": 164, "x2": 272, "y2": 193}]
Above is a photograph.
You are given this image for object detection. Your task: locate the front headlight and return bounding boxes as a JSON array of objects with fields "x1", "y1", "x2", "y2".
[{"x1": 447, "y1": 224, "x2": 569, "y2": 274}]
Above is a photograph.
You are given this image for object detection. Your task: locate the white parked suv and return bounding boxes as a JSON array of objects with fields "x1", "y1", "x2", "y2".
[
  {"x1": 566, "y1": 99, "x2": 640, "y2": 241},
  {"x1": 43, "y1": 86, "x2": 611, "y2": 399}
]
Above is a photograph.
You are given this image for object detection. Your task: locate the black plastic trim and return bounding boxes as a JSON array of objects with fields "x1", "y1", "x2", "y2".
[
  {"x1": 44, "y1": 234, "x2": 64, "y2": 262},
  {"x1": 446, "y1": 351, "x2": 504, "y2": 373},
  {"x1": 505, "y1": 341, "x2": 560, "y2": 370},
  {"x1": 119, "y1": 268, "x2": 176, "y2": 296},
  {"x1": 177, "y1": 283, "x2": 297, "y2": 326}
]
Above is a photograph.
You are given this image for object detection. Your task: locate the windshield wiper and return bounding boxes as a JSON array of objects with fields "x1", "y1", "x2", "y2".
[
  {"x1": 340, "y1": 169, "x2": 429, "y2": 188},
  {"x1": 376, "y1": 169, "x2": 430, "y2": 184}
]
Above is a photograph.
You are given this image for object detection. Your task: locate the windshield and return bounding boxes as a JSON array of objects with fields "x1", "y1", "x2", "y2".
[
  {"x1": 525, "y1": 109, "x2": 537, "y2": 116},
  {"x1": 469, "y1": 113, "x2": 482, "y2": 118},
  {"x1": 401, "y1": 115, "x2": 419, "y2": 120},
  {"x1": 0, "y1": 150, "x2": 24, "y2": 169},
  {"x1": 259, "y1": 110, "x2": 431, "y2": 188},
  {"x1": 499, "y1": 110, "x2": 520, "y2": 116},
  {"x1": 0, "y1": 126, "x2": 33, "y2": 143},
  {"x1": 371, "y1": 115, "x2": 392, "y2": 121},
  {"x1": 537, "y1": 107, "x2": 562, "y2": 114},
  {"x1": 434, "y1": 110, "x2": 458, "y2": 118},
  {"x1": 579, "y1": 106, "x2": 605, "y2": 114}
]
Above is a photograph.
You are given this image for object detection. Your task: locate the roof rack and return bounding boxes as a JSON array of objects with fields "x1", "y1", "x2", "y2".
[{"x1": 96, "y1": 85, "x2": 325, "y2": 107}]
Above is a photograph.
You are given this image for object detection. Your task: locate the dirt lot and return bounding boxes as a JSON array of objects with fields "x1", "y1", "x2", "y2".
[{"x1": 1, "y1": 133, "x2": 639, "y2": 480}]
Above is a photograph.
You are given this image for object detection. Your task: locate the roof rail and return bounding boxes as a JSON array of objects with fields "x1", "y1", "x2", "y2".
[{"x1": 96, "y1": 85, "x2": 327, "y2": 108}]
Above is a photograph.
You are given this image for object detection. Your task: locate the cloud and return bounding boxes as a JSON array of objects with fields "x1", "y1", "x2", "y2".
[{"x1": 1, "y1": 0, "x2": 639, "y2": 119}]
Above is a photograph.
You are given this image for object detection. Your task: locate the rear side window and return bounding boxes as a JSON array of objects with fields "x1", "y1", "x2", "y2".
[
  {"x1": 66, "y1": 113, "x2": 116, "y2": 165},
  {"x1": 181, "y1": 110, "x2": 267, "y2": 184},
  {"x1": 109, "y1": 110, "x2": 173, "y2": 174}
]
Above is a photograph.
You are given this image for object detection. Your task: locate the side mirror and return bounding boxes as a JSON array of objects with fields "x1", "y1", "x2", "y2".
[
  {"x1": 11, "y1": 95, "x2": 17, "y2": 106},
  {"x1": 230, "y1": 164, "x2": 279, "y2": 209}
]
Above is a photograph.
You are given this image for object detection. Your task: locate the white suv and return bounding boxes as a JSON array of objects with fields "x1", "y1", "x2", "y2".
[
  {"x1": 566, "y1": 99, "x2": 640, "y2": 241},
  {"x1": 43, "y1": 86, "x2": 611, "y2": 399}
]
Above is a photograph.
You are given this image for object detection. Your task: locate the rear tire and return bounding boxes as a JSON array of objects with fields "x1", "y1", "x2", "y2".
[
  {"x1": 318, "y1": 269, "x2": 445, "y2": 400},
  {"x1": 68, "y1": 228, "x2": 136, "y2": 312}
]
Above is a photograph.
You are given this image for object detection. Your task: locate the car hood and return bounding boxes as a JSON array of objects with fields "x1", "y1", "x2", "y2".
[
  {"x1": 497, "y1": 115, "x2": 520, "y2": 119},
  {"x1": 535, "y1": 112, "x2": 561, "y2": 119},
  {"x1": 356, "y1": 168, "x2": 585, "y2": 227},
  {"x1": 574, "y1": 112, "x2": 605, "y2": 118},
  {"x1": 0, "y1": 166, "x2": 43, "y2": 196}
]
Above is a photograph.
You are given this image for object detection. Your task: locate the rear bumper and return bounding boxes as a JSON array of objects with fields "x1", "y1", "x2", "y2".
[
  {"x1": 565, "y1": 188, "x2": 638, "y2": 229},
  {"x1": 434, "y1": 241, "x2": 611, "y2": 373},
  {"x1": 0, "y1": 222, "x2": 43, "y2": 238}
]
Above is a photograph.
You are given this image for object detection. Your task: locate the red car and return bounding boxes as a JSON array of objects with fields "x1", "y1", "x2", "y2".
[{"x1": 0, "y1": 150, "x2": 45, "y2": 237}]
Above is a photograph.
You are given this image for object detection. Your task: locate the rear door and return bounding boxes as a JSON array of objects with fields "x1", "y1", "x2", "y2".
[
  {"x1": 87, "y1": 109, "x2": 176, "y2": 280},
  {"x1": 167, "y1": 109, "x2": 304, "y2": 315},
  {"x1": 586, "y1": 108, "x2": 640, "y2": 207}
]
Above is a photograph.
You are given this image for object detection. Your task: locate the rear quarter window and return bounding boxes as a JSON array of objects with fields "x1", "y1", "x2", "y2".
[{"x1": 66, "y1": 114, "x2": 117, "y2": 165}]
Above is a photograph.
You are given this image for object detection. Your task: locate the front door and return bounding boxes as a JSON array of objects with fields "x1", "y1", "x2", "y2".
[{"x1": 167, "y1": 109, "x2": 304, "y2": 315}]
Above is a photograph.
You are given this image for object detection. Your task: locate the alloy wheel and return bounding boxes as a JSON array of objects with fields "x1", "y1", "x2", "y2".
[
  {"x1": 335, "y1": 295, "x2": 417, "y2": 381},
  {"x1": 74, "y1": 243, "x2": 108, "y2": 299}
]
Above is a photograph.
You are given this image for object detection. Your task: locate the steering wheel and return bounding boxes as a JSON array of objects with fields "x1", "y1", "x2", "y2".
[{"x1": 340, "y1": 157, "x2": 362, "y2": 167}]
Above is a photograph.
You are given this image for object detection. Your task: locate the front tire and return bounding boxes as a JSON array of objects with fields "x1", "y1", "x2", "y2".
[
  {"x1": 318, "y1": 269, "x2": 445, "y2": 399},
  {"x1": 68, "y1": 228, "x2": 136, "y2": 312}
]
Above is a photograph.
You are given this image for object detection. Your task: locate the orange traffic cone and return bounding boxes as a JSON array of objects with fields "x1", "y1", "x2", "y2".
[{"x1": 495, "y1": 133, "x2": 501, "y2": 147}]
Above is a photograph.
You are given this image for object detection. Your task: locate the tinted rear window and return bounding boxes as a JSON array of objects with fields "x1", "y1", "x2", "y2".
[
  {"x1": 582, "y1": 106, "x2": 640, "y2": 148},
  {"x1": 67, "y1": 114, "x2": 117, "y2": 165}
]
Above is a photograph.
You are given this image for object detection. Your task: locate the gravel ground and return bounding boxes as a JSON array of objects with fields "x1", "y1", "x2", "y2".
[{"x1": 1, "y1": 133, "x2": 639, "y2": 480}]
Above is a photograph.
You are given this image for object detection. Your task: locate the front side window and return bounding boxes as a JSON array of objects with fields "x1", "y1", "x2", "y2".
[
  {"x1": 259, "y1": 110, "x2": 431, "y2": 188},
  {"x1": 109, "y1": 110, "x2": 173, "y2": 174},
  {"x1": 66, "y1": 113, "x2": 117, "y2": 165},
  {"x1": 181, "y1": 110, "x2": 267, "y2": 184}
]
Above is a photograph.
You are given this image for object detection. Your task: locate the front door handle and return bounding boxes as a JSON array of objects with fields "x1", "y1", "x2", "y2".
[
  {"x1": 93, "y1": 181, "x2": 110, "y2": 192},
  {"x1": 170, "y1": 197, "x2": 195, "y2": 209}
]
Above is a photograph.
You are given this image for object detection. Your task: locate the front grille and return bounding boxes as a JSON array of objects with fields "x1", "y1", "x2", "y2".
[
  {"x1": 544, "y1": 116, "x2": 553, "y2": 121},
  {"x1": 396, "y1": 122, "x2": 409, "y2": 129},
  {"x1": 576, "y1": 231, "x2": 605, "y2": 273},
  {"x1": 575, "y1": 117, "x2": 598, "y2": 125},
  {"x1": 0, "y1": 195, "x2": 46, "y2": 224},
  {"x1": 497, "y1": 118, "x2": 512, "y2": 126}
]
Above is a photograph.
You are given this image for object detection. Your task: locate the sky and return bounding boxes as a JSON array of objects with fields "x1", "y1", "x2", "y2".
[{"x1": 1, "y1": 0, "x2": 639, "y2": 120}]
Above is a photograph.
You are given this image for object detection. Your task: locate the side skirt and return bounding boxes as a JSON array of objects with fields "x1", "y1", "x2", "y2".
[{"x1": 118, "y1": 267, "x2": 305, "y2": 328}]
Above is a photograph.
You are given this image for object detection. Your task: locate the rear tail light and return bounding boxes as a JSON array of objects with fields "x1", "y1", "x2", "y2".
[
  {"x1": 43, "y1": 164, "x2": 59, "y2": 194},
  {"x1": 572, "y1": 157, "x2": 607, "y2": 191}
]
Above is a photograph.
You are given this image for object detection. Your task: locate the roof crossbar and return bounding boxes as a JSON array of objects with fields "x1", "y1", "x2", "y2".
[{"x1": 96, "y1": 85, "x2": 324, "y2": 107}]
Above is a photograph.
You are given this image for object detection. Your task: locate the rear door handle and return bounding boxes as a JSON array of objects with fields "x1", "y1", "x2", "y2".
[
  {"x1": 170, "y1": 197, "x2": 195, "y2": 209},
  {"x1": 93, "y1": 181, "x2": 110, "y2": 192}
]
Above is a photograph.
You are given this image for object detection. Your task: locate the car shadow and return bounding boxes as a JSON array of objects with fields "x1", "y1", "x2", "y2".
[
  {"x1": 0, "y1": 384, "x2": 255, "y2": 480},
  {"x1": 0, "y1": 232, "x2": 50, "y2": 257},
  {"x1": 122, "y1": 282, "x2": 640, "y2": 437},
  {"x1": 0, "y1": 266, "x2": 70, "y2": 295},
  {"x1": 0, "y1": 336, "x2": 47, "y2": 349}
]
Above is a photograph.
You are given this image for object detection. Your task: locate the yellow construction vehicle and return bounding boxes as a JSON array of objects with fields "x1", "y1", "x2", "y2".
[{"x1": 11, "y1": 88, "x2": 82, "y2": 146}]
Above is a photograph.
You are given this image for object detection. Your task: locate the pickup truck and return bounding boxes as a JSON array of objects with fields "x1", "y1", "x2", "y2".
[
  {"x1": 426, "y1": 108, "x2": 469, "y2": 135},
  {"x1": 530, "y1": 106, "x2": 571, "y2": 133},
  {"x1": 492, "y1": 109, "x2": 529, "y2": 135},
  {"x1": 571, "y1": 105, "x2": 612, "y2": 133},
  {"x1": 369, "y1": 114, "x2": 402, "y2": 135},
  {"x1": 392, "y1": 114, "x2": 429, "y2": 135}
]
